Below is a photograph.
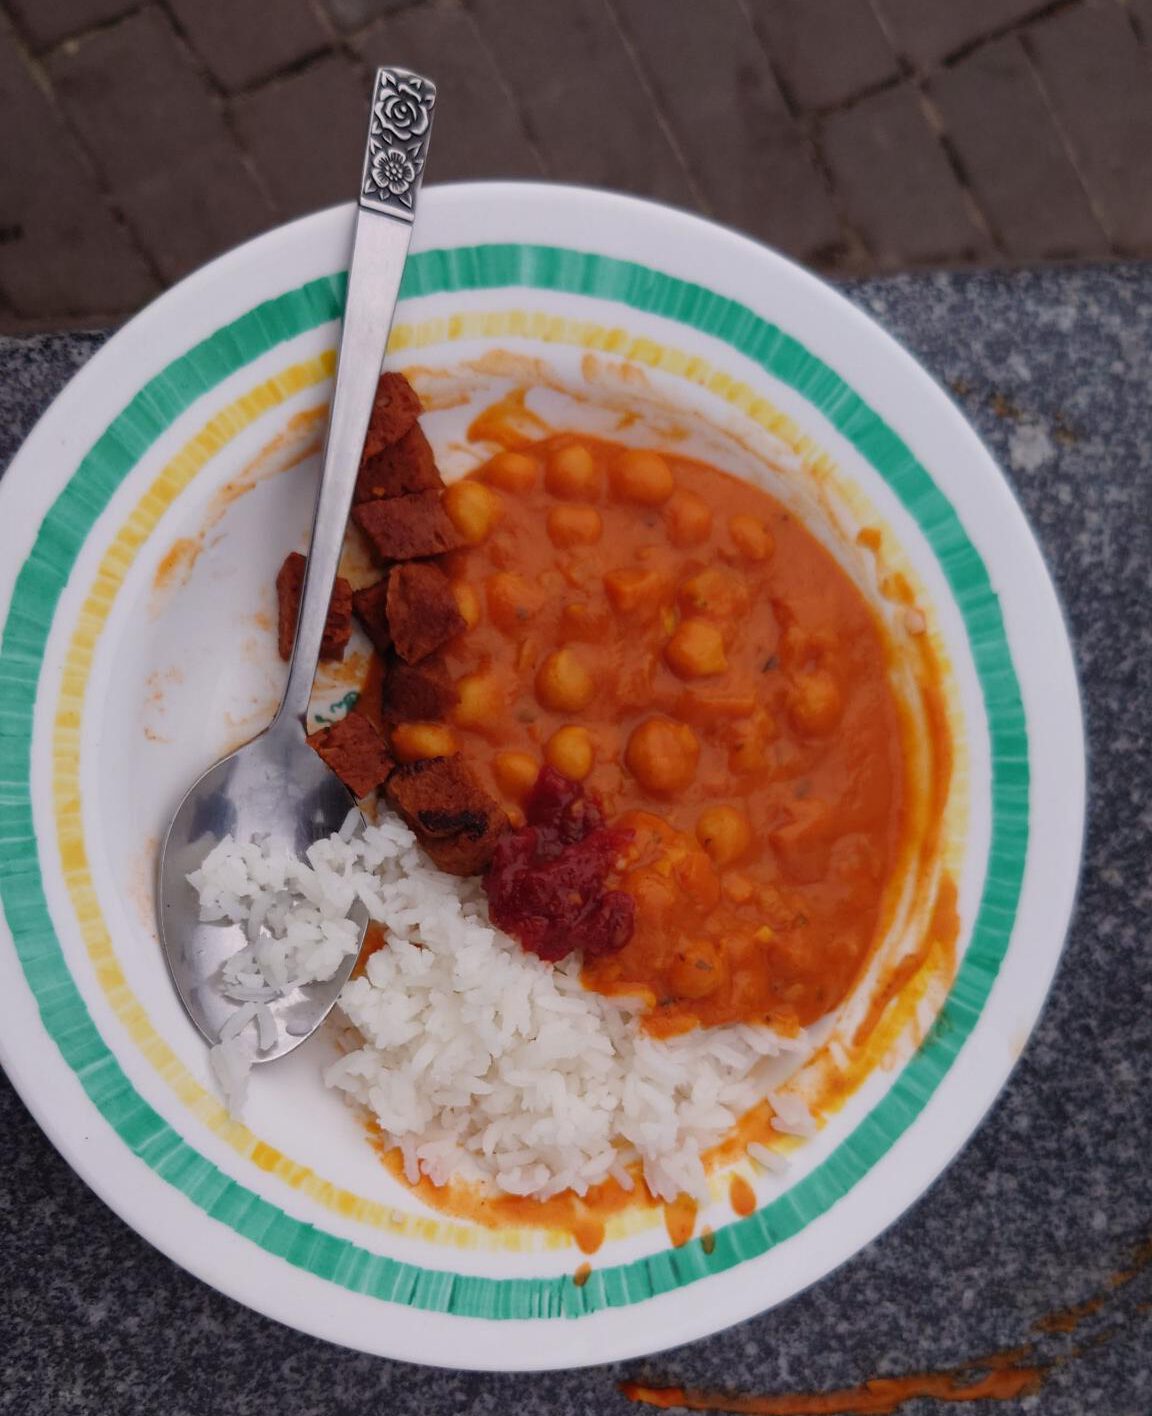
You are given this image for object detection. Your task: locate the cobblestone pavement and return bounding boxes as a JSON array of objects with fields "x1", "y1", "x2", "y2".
[{"x1": 2, "y1": 0, "x2": 1151, "y2": 330}]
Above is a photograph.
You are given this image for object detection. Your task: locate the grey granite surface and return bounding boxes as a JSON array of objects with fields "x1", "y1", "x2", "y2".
[{"x1": 1, "y1": 267, "x2": 1150, "y2": 1416}]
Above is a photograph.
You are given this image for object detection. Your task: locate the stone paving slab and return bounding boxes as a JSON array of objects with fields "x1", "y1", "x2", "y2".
[
  {"x1": 353, "y1": 7, "x2": 544, "y2": 183},
  {"x1": 0, "y1": 0, "x2": 1150, "y2": 330},
  {"x1": 822, "y1": 81, "x2": 994, "y2": 265},
  {"x1": 1027, "y1": 0, "x2": 1152, "y2": 249},
  {"x1": 615, "y1": 0, "x2": 845, "y2": 257},
  {"x1": 928, "y1": 35, "x2": 1111, "y2": 260}
]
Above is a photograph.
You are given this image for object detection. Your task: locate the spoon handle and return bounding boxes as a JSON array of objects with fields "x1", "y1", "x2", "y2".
[{"x1": 278, "y1": 67, "x2": 436, "y2": 729}]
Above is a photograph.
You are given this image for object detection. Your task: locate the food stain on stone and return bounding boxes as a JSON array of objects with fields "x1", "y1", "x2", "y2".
[
  {"x1": 619, "y1": 1352, "x2": 1043, "y2": 1413},
  {"x1": 620, "y1": 1234, "x2": 1152, "y2": 1414}
]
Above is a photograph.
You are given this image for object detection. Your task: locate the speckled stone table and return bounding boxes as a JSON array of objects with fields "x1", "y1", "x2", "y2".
[{"x1": 2, "y1": 266, "x2": 1150, "y2": 1416}]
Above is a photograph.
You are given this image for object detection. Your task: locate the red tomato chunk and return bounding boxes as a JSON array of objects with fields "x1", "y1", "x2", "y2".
[{"x1": 485, "y1": 768, "x2": 635, "y2": 963}]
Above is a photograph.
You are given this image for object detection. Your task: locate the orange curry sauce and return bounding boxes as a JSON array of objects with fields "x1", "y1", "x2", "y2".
[{"x1": 431, "y1": 434, "x2": 909, "y2": 1038}]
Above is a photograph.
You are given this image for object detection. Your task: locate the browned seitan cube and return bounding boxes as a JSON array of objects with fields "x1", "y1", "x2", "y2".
[
  {"x1": 386, "y1": 757, "x2": 508, "y2": 874},
  {"x1": 351, "y1": 575, "x2": 393, "y2": 658},
  {"x1": 383, "y1": 655, "x2": 458, "y2": 722},
  {"x1": 353, "y1": 491, "x2": 465, "y2": 563},
  {"x1": 276, "y1": 551, "x2": 353, "y2": 661},
  {"x1": 362, "y1": 371, "x2": 422, "y2": 460},
  {"x1": 355, "y1": 422, "x2": 443, "y2": 504},
  {"x1": 387, "y1": 562, "x2": 467, "y2": 664},
  {"x1": 306, "y1": 712, "x2": 393, "y2": 798}
]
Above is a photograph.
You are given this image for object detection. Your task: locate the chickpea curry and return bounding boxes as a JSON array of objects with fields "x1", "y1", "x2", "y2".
[
  {"x1": 381, "y1": 431, "x2": 908, "y2": 1038},
  {"x1": 285, "y1": 373, "x2": 912, "y2": 1043}
]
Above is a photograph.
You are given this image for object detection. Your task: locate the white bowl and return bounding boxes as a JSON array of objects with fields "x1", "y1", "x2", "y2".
[{"x1": 0, "y1": 184, "x2": 1084, "y2": 1370}]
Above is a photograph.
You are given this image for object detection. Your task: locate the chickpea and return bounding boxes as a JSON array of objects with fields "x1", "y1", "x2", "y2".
[
  {"x1": 624, "y1": 716, "x2": 700, "y2": 794},
  {"x1": 486, "y1": 571, "x2": 543, "y2": 632},
  {"x1": 696, "y1": 805, "x2": 753, "y2": 866},
  {"x1": 544, "y1": 724, "x2": 595, "y2": 781},
  {"x1": 545, "y1": 443, "x2": 602, "y2": 501},
  {"x1": 664, "y1": 618, "x2": 728, "y2": 679},
  {"x1": 621, "y1": 868, "x2": 676, "y2": 928},
  {"x1": 787, "y1": 669, "x2": 843, "y2": 736},
  {"x1": 678, "y1": 566, "x2": 750, "y2": 622},
  {"x1": 668, "y1": 938, "x2": 727, "y2": 1000},
  {"x1": 443, "y1": 480, "x2": 503, "y2": 545},
  {"x1": 493, "y1": 751, "x2": 539, "y2": 802},
  {"x1": 610, "y1": 449, "x2": 674, "y2": 506},
  {"x1": 453, "y1": 672, "x2": 505, "y2": 729},
  {"x1": 453, "y1": 581, "x2": 481, "y2": 629},
  {"x1": 483, "y1": 450, "x2": 538, "y2": 493},
  {"x1": 604, "y1": 567, "x2": 671, "y2": 621},
  {"x1": 391, "y1": 722, "x2": 458, "y2": 762},
  {"x1": 729, "y1": 514, "x2": 774, "y2": 562},
  {"x1": 535, "y1": 648, "x2": 595, "y2": 712},
  {"x1": 663, "y1": 488, "x2": 713, "y2": 547},
  {"x1": 547, "y1": 503, "x2": 603, "y2": 548}
]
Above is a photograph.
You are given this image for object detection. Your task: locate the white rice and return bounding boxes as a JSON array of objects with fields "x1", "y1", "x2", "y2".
[
  {"x1": 747, "y1": 1140, "x2": 790, "y2": 1174},
  {"x1": 189, "y1": 812, "x2": 809, "y2": 1203},
  {"x1": 188, "y1": 810, "x2": 367, "y2": 1110}
]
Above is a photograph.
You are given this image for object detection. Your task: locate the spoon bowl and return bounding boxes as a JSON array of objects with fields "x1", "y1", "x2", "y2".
[{"x1": 158, "y1": 718, "x2": 367, "y2": 1061}]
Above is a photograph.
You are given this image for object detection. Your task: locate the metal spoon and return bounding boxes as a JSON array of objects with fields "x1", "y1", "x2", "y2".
[{"x1": 157, "y1": 67, "x2": 435, "y2": 1061}]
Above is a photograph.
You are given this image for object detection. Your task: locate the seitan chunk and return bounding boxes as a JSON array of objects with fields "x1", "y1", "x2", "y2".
[
  {"x1": 307, "y1": 712, "x2": 393, "y2": 798},
  {"x1": 276, "y1": 551, "x2": 352, "y2": 661},
  {"x1": 386, "y1": 756, "x2": 508, "y2": 875},
  {"x1": 362, "y1": 372, "x2": 422, "y2": 459},
  {"x1": 382, "y1": 654, "x2": 458, "y2": 722},
  {"x1": 353, "y1": 490, "x2": 465, "y2": 563},
  {"x1": 351, "y1": 575, "x2": 393, "y2": 658},
  {"x1": 387, "y1": 562, "x2": 467, "y2": 664},
  {"x1": 355, "y1": 422, "x2": 443, "y2": 503}
]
